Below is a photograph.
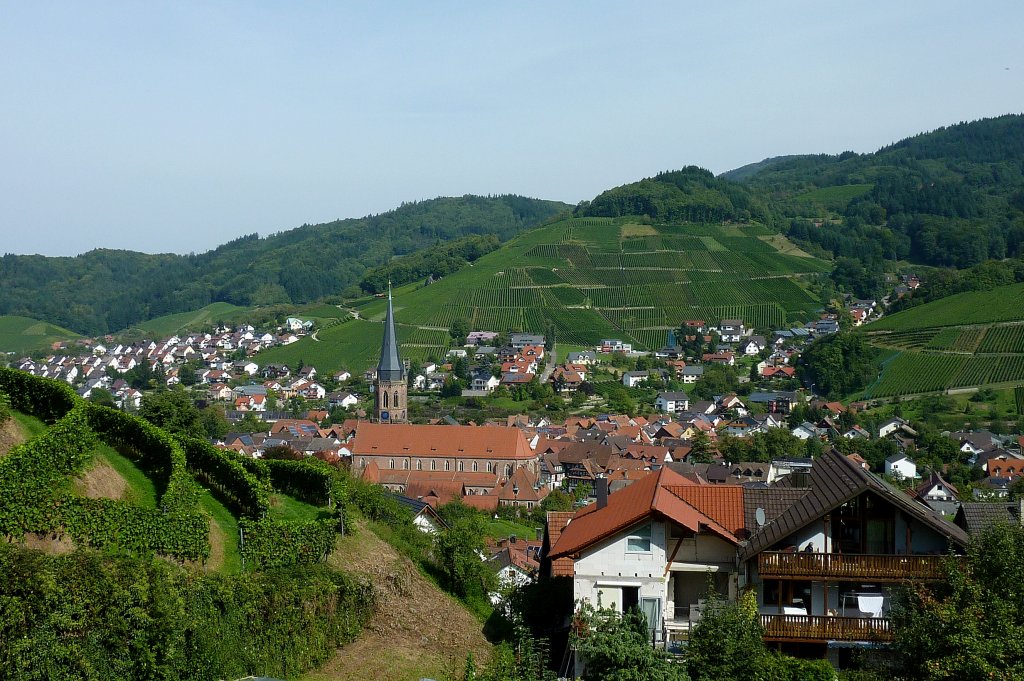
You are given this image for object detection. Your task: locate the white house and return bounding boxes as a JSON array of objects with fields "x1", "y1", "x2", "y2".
[
  {"x1": 655, "y1": 391, "x2": 690, "y2": 414},
  {"x1": 680, "y1": 366, "x2": 704, "y2": 384},
  {"x1": 718, "y1": 319, "x2": 745, "y2": 343},
  {"x1": 546, "y1": 471, "x2": 742, "y2": 655},
  {"x1": 884, "y1": 451, "x2": 918, "y2": 480},
  {"x1": 622, "y1": 371, "x2": 650, "y2": 388}
]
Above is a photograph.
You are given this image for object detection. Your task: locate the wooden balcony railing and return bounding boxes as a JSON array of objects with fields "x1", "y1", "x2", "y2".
[
  {"x1": 760, "y1": 614, "x2": 893, "y2": 642},
  {"x1": 758, "y1": 551, "x2": 949, "y2": 580}
]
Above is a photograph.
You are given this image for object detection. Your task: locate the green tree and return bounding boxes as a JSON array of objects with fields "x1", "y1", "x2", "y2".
[
  {"x1": 450, "y1": 318, "x2": 471, "y2": 343},
  {"x1": 434, "y1": 514, "x2": 496, "y2": 601},
  {"x1": 198, "y1": 406, "x2": 230, "y2": 439},
  {"x1": 572, "y1": 601, "x2": 689, "y2": 681},
  {"x1": 688, "y1": 432, "x2": 714, "y2": 464},
  {"x1": 0, "y1": 390, "x2": 10, "y2": 424},
  {"x1": 687, "y1": 590, "x2": 763, "y2": 681},
  {"x1": 890, "y1": 522, "x2": 1024, "y2": 680},
  {"x1": 138, "y1": 389, "x2": 204, "y2": 438},
  {"x1": 86, "y1": 388, "x2": 117, "y2": 409}
]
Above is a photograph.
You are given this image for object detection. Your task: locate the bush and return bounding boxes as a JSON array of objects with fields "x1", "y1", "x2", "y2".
[{"x1": 0, "y1": 543, "x2": 374, "y2": 680}]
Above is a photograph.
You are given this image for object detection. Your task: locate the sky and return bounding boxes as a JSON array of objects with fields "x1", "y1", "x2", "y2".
[{"x1": 2, "y1": 1, "x2": 1023, "y2": 257}]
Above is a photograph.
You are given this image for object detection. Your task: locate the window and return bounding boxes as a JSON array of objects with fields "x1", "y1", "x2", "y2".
[
  {"x1": 487, "y1": 462, "x2": 493, "y2": 473},
  {"x1": 472, "y1": 462, "x2": 478, "y2": 472},
  {"x1": 389, "y1": 459, "x2": 395, "y2": 469},
  {"x1": 458, "y1": 461, "x2": 464, "y2": 472},
  {"x1": 505, "y1": 464, "x2": 512, "y2": 477},
  {"x1": 382, "y1": 391, "x2": 388, "y2": 409},
  {"x1": 430, "y1": 460, "x2": 436, "y2": 471},
  {"x1": 403, "y1": 460, "x2": 409, "y2": 470},
  {"x1": 445, "y1": 461, "x2": 451, "y2": 471},
  {"x1": 416, "y1": 460, "x2": 422, "y2": 471},
  {"x1": 626, "y1": 524, "x2": 652, "y2": 552}
]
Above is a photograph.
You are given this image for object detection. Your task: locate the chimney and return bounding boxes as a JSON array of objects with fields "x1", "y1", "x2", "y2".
[{"x1": 596, "y1": 475, "x2": 609, "y2": 510}]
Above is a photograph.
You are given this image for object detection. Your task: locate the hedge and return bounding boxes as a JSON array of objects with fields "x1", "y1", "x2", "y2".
[
  {"x1": 86, "y1": 404, "x2": 200, "y2": 513},
  {"x1": 0, "y1": 367, "x2": 77, "y2": 423},
  {"x1": 178, "y1": 437, "x2": 271, "y2": 519},
  {"x1": 0, "y1": 405, "x2": 96, "y2": 534},
  {"x1": 239, "y1": 517, "x2": 338, "y2": 570},
  {"x1": 58, "y1": 497, "x2": 209, "y2": 560},
  {"x1": 0, "y1": 543, "x2": 374, "y2": 680}
]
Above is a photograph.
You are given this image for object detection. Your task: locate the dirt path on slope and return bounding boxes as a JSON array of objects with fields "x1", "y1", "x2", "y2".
[
  {"x1": 0, "y1": 418, "x2": 27, "y2": 458},
  {"x1": 305, "y1": 521, "x2": 493, "y2": 681}
]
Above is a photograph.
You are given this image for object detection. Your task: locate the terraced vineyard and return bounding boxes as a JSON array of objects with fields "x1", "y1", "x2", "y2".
[
  {"x1": 289, "y1": 216, "x2": 829, "y2": 371},
  {"x1": 861, "y1": 282, "x2": 1024, "y2": 397}
]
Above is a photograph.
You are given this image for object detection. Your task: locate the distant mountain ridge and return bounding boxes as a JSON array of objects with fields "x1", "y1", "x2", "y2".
[{"x1": 0, "y1": 195, "x2": 569, "y2": 335}]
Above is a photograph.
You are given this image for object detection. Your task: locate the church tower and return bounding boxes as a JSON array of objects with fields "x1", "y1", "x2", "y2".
[{"x1": 374, "y1": 285, "x2": 407, "y2": 423}]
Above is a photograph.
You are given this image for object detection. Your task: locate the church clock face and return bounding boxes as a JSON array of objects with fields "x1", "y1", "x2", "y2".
[{"x1": 381, "y1": 411, "x2": 390, "y2": 422}]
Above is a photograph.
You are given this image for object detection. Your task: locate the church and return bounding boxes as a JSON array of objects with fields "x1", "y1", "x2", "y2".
[
  {"x1": 374, "y1": 286, "x2": 407, "y2": 423},
  {"x1": 359, "y1": 287, "x2": 538, "y2": 478}
]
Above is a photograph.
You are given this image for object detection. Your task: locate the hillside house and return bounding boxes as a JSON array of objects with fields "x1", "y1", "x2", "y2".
[
  {"x1": 654, "y1": 392, "x2": 690, "y2": 414},
  {"x1": 740, "y1": 449, "x2": 967, "y2": 667},
  {"x1": 545, "y1": 471, "x2": 744, "y2": 653},
  {"x1": 884, "y1": 451, "x2": 918, "y2": 480},
  {"x1": 718, "y1": 319, "x2": 745, "y2": 343}
]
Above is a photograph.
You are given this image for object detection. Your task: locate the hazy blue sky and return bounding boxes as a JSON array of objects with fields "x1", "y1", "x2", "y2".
[{"x1": 2, "y1": 1, "x2": 1022, "y2": 256}]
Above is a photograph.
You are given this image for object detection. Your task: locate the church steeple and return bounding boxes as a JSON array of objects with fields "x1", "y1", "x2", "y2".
[
  {"x1": 377, "y1": 284, "x2": 405, "y2": 382},
  {"x1": 374, "y1": 283, "x2": 407, "y2": 423}
]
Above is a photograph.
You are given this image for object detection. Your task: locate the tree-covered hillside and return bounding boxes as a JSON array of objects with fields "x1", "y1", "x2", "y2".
[
  {"x1": 741, "y1": 114, "x2": 1024, "y2": 290},
  {"x1": 579, "y1": 166, "x2": 770, "y2": 224},
  {"x1": 0, "y1": 195, "x2": 569, "y2": 335}
]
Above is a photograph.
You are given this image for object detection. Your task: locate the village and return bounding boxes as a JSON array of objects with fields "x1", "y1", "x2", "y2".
[{"x1": 10, "y1": 281, "x2": 1024, "y2": 668}]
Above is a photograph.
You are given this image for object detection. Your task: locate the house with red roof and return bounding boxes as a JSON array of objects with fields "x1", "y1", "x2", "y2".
[{"x1": 544, "y1": 468, "x2": 745, "y2": 647}]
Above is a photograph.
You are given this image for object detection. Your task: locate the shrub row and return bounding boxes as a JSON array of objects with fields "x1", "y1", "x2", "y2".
[
  {"x1": 0, "y1": 366, "x2": 77, "y2": 423},
  {"x1": 264, "y1": 458, "x2": 338, "y2": 508},
  {"x1": 0, "y1": 371, "x2": 208, "y2": 560},
  {"x1": 239, "y1": 517, "x2": 338, "y2": 570},
  {"x1": 178, "y1": 437, "x2": 271, "y2": 519},
  {"x1": 86, "y1": 404, "x2": 200, "y2": 513},
  {"x1": 0, "y1": 405, "x2": 96, "y2": 535},
  {"x1": 58, "y1": 498, "x2": 210, "y2": 560},
  {"x1": 0, "y1": 543, "x2": 374, "y2": 680}
]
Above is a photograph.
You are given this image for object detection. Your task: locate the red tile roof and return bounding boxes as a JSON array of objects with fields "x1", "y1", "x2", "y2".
[
  {"x1": 663, "y1": 485, "x2": 746, "y2": 535},
  {"x1": 352, "y1": 422, "x2": 534, "y2": 460},
  {"x1": 548, "y1": 468, "x2": 740, "y2": 560}
]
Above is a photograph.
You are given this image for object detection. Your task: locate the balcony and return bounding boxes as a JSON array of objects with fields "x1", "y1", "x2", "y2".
[
  {"x1": 758, "y1": 551, "x2": 949, "y2": 581},
  {"x1": 760, "y1": 614, "x2": 893, "y2": 642}
]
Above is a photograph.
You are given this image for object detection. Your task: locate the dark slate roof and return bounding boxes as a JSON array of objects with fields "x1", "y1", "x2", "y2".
[
  {"x1": 954, "y1": 502, "x2": 1020, "y2": 535},
  {"x1": 740, "y1": 448, "x2": 969, "y2": 560},
  {"x1": 388, "y1": 493, "x2": 449, "y2": 529},
  {"x1": 377, "y1": 289, "x2": 405, "y2": 382},
  {"x1": 743, "y1": 487, "x2": 810, "y2": 535}
]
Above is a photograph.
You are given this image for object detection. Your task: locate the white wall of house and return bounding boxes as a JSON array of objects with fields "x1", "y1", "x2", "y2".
[{"x1": 573, "y1": 519, "x2": 669, "y2": 614}]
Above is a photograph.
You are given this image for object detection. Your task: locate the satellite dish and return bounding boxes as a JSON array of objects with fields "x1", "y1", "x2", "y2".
[{"x1": 755, "y1": 507, "x2": 766, "y2": 528}]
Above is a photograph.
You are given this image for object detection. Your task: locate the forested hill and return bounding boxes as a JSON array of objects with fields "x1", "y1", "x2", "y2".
[
  {"x1": 0, "y1": 195, "x2": 569, "y2": 335},
  {"x1": 734, "y1": 114, "x2": 1024, "y2": 289},
  {"x1": 577, "y1": 166, "x2": 771, "y2": 224}
]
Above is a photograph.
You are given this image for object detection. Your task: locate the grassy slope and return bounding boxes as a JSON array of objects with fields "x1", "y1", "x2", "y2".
[
  {"x1": 856, "y1": 283, "x2": 1024, "y2": 398},
  {"x1": 307, "y1": 521, "x2": 493, "y2": 681},
  {"x1": 265, "y1": 217, "x2": 829, "y2": 374},
  {"x1": 134, "y1": 302, "x2": 249, "y2": 337},
  {"x1": 0, "y1": 315, "x2": 81, "y2": 355}
]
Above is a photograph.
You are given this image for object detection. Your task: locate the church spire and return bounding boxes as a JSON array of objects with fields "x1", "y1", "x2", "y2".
[{"x1": 376, "y1": 282, "x2": 404, "y2": 382}]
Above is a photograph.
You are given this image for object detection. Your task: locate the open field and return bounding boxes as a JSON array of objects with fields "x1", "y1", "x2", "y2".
[
  {"x1": 0, "y1": 315, "x2": 81, "y2": 355},
  {"x1": 134, "y1": 302, "x2": 250, "y2": 337}
]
